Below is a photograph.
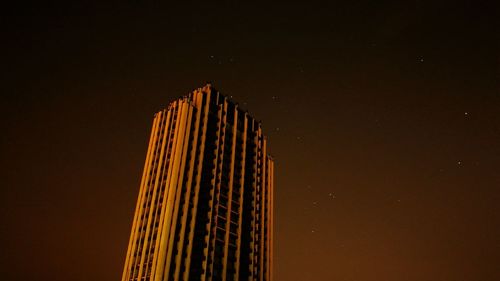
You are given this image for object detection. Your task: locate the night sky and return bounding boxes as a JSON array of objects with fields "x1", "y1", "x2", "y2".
[{"x1": 2, "y1": 1, "x2": 499, "y2": 281}]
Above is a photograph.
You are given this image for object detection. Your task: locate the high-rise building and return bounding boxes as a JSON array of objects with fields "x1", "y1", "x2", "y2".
[{"x1": 121, "y1": 84, "x2": 274, "y2": 281}]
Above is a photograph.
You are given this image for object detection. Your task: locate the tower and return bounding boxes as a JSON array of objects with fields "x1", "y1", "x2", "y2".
[{"x1": 121, "y1": 84, "x2": 274, "y2": 281}]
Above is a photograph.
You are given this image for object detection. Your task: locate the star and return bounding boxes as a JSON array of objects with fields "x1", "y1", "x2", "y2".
[{"x1": 419, "y1": 58, "x2": 424, "y2": 62}]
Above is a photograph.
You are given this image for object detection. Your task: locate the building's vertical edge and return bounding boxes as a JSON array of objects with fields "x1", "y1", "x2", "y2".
[
  {"x1": 250, "y1": 124, "x2": 262, "y2": 281},
  {"x1": 260, "y1": 137, "x2": 267, "y2": 281},
  {"x1": 221, "y1": 104, "x2": 238, "y2": 281},
  {"x1": 173, "y1": 94, "x2": 202, "y2": 280},
  {"x1": 152, "y1": 104, "x2": 180, "y2": 281},
  {"x1": 149, "y1": 109, "x2": 174, "y2": 281},
  {"x1": 268, "y1": 157, "x2": 274, "y2": 281},
  {"x1": 136, "y1": 112, "x2": 163, "y2": 280},
  {"x1": 250, "y1": 125, "x2": 256, "y2": 281},
  {"x1": 166, "y1": 99, "x2": 195, "y2": 280},
  {"x1": 163, "y1": 100, "x2": 193, "y2": 280},
  {"x1": 183, "y1": 89, "x2": 211, "y2": 281},
  {"x1": 238, "y1": 116, "x2": 256, "y2": 281},
  {"x1": 137, "y1": 110, "x2": 169, "y2": 280},
  {"x1": 121, "y1": 113, "x2": 161, "y2": 281},
  {"x1": 234, "y1": 113, "x2": 248, "y2": 281},
  {"x1": 139, "y1": 109, "x2": 170, "y2": 280},
  {"x1": 265, "y1": 152, "x2": 272, "y2": 281},
  {"x1": 154, "y1": 100, "x2": 185, "y2": 281},
  {"x1": 202, "y1": 92, "x2": 224, "y2": 281},
  {"x1": 143, "y1": 109, "x2": 171, "y2": 279},
  {"x1": 249, "y1": 123, "x2": 260, "y2": 281},
  {"x1": 207, "y1": 97, "x2": 229, "y2": 281}
]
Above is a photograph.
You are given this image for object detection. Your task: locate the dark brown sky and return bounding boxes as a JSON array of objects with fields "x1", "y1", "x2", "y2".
[{"x1": 1, "y1": 1, "x2": 499, "y2": 281}]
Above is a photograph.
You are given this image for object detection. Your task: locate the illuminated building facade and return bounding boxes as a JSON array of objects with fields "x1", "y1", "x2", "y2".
[{"x1": 121, "y1": 84, "x2": 274, "y2": 281}]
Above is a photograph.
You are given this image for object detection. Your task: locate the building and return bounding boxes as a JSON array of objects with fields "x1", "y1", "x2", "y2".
[{"x1": 121, "y1": 84, "x2": 274, "y2": 281}]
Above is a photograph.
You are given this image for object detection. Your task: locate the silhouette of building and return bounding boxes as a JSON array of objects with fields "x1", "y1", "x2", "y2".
[{"x1": 121, "y1": 84, "x2": 274, "y2": 281}]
